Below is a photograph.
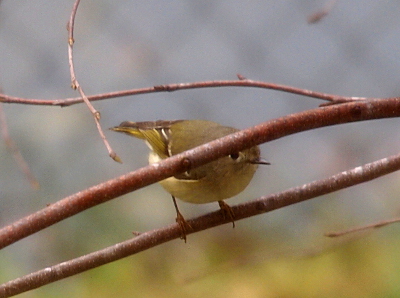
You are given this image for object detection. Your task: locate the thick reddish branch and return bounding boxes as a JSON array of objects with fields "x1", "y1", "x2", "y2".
[{"x1": 0, "y1": 98, "x2": 399, "y2": 250}]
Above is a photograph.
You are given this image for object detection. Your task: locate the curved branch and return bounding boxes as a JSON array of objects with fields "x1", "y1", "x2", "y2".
[
  {"x1": 0, "y1": 79, "x2": 369, "y2": 106},
  {"x1": 66, "y1": 0, "x2": 119, "y2": 162},
  {"x1": 1, "y1": 151, "x2": 400, "y2": 297},
  {"x1": 0, "y1": 98, "x2": 399, "y2": 250}
]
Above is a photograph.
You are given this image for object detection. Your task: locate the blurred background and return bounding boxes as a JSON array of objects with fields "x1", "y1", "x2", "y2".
[{"x1": 1, "y1": 1, "x2": 400, "y2": 297}]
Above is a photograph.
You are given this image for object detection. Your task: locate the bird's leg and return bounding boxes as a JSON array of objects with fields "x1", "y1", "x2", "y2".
[
  {"x1": 172, "y1": 196, "x2": 192, "y2": 242},
  {"x1": 218, "y1": 200, "x2": 235, "y2": 228}
]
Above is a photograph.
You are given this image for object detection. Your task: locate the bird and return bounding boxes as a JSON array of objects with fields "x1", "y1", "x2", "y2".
[{"x1": 110, "y1": 120, "x2": 268, "y2": 241}]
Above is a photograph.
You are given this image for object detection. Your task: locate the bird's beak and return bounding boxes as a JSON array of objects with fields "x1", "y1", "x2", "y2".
[{"x1": 250, "y1": 157, "x2": 270, "y2": 165}]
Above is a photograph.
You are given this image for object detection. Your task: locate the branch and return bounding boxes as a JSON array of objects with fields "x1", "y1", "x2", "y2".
[
  {"x1": 1, "y1": 151, "x2": 400, "y2": 297},
  {"x1": 1, "y1": 98, "x2": 400, "y2": 249},
  {"x1": 307, "y1": 0, "x2": 339, "y2": 24},
  {"x1": 0, "y1": 79, "x2": 369, "y2": 106},
  {"x1": 325, "y1": 217, "x2": 400, "y2": 237},
  {"x1": 66, "y1": 0, "x2": 120, "y2": 162},
  {"x1": 0, "y1": 104, "x2": 39, "y2": 188}
]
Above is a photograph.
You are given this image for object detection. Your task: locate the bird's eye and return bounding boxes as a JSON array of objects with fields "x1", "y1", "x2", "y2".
[{"x1": 229, "y1": 153, "x2": 240, "y2": 160}]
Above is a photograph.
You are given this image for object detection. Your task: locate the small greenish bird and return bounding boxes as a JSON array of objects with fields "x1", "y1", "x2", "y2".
[{"x1": 110, "y1": 120, "x2": 268, "y2": 241}]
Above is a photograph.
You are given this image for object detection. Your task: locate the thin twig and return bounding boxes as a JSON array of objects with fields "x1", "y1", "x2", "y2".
[
  {"x1": 308, "y1": 0, "x2": 339, "y2": 24},
  {"x1": 325, "y1": 217, "x2": 400, "y2": 237},
  {"x1": 66, "y1": 0, "x2": 120, "y2": 162},
  {"x1": 0, "y1": 79, "x2": 370, "y2": 106},
  {"x1": 0, "y1": 104, "x2": 39, "y2": 189}
]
